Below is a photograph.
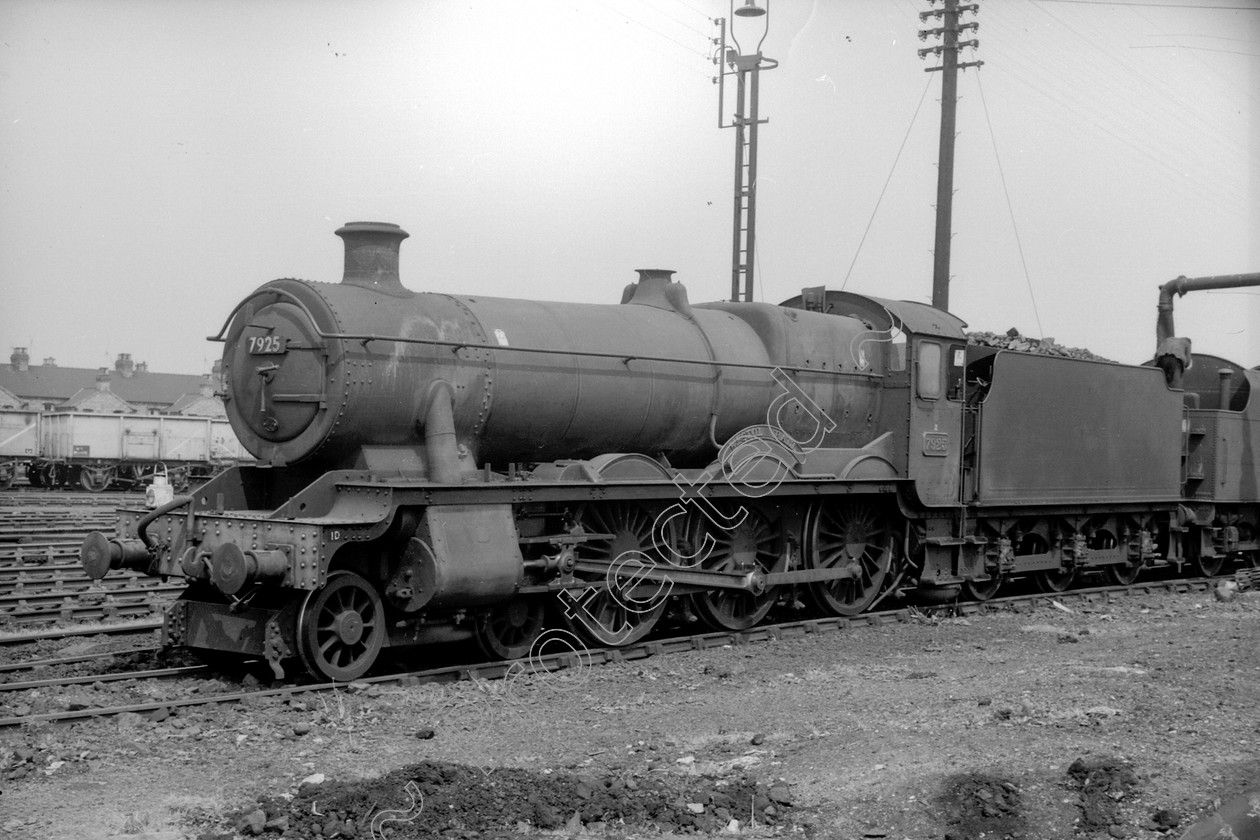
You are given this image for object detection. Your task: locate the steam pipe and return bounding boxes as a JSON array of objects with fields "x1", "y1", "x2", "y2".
[{"x1": 424, "y1": 381, "x2": 463, "y2": 484}]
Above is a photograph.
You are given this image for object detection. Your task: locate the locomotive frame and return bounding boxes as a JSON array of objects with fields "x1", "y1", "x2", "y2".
[{"x1": 81, "y1": 223, "x2": 1259, "y2": 682}]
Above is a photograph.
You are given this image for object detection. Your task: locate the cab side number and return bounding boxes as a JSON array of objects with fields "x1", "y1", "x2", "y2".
[{"x1": 248, "y1": 335, "x2": 288, "y2": 355}]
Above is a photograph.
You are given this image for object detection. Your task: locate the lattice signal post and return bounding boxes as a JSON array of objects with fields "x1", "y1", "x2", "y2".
[
  {"x1": 714, "y1": 1, "x2": 778, "y2": 303},
  {"x1": 919, "y1": 0, "x2": 983, "y2": 312}
]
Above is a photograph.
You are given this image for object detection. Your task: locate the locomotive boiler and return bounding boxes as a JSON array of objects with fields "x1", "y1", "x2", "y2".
[
  {"x1": 81, "y1": 222, "x2": 1260, "y2": 682},
  {"x1": 220, "y1": 222, "x2": 887, "y2": 474}
]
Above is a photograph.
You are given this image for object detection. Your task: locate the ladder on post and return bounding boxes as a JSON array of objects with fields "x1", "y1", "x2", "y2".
[{"x1": 721, "y1": 50, "x2": 775, "y2": 303}]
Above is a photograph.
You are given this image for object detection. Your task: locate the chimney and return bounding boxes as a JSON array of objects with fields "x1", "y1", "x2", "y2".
[
  {"x1": 199, "y1": 374, "x2": 214, "y2": 398},
  {"x1": 42, "y1": 357, "x2": 56, "y2": 367},
  {"x1": 96, "y1": 368, "x2": 112, "y2": 392},
  {"x1": 335, "y1": 222, "x2": 410, "y2": 295},
  {"x1": 136, "y1": 361, "x2": 148, "y2": 374},
  {"x1": 10, "y1": 347, "x2": 29, "y2": 372},
  {"x1": 115, "y1": 353, "x2": 135, "y2": 378},
  {"x1": 211, "y1": 359, "x2": 224, "y2": 391}
]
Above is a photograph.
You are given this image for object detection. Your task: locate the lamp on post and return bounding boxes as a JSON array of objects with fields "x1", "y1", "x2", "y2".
[{"x1": 714, "y1": 0, "x2": 777, "y2": 303}]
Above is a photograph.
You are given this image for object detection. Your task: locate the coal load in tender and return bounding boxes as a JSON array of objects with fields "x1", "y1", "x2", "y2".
[{"x1": 967, "y1": 327, "x2": 1115, "y2": 362}]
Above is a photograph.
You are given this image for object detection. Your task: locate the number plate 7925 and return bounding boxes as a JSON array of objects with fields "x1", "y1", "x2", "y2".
[{"x1": 247, "y1": 335, "x2": 288, "y2": 355}]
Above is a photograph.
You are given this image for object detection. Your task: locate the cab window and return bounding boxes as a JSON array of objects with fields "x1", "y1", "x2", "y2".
[{"x1": 917, "y1": 341, "x2": 942, "y2": 399}]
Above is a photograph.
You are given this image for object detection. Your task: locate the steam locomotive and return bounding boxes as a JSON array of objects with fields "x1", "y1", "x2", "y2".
[{"x1": 81, "y1": 222, "x2": 1260, "y2": 681}]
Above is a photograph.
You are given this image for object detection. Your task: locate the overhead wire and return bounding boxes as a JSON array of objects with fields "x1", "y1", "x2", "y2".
[
  {"x1": 672, "y1": 0, "x2": 719, "y2": 23},
  {"x1": 565, "y1": 1, "x2": 714, "y2": 80},
  {"x1": 1128, "y1": 45, "x2": 1260, "y2": 55},
  {"x1": 1030, "y1": 0, "x2": 1260, "y2": 9},
  {"x1": 971, "y1": 3, "x2": 1252, "y2": 217},
  {"x1": 1131, "y1": 11, "x2": 1257, "y2": 97},
  {"x1": 840, "y1": 75, "x2": 936, "y2": 291},
  {"x1": 590, "y1": 0, "x2": 714, "y2": 62},
  {"x1": 1020, "y1": 0, "x2": 1255, "y2": 167},
  {"x1": 975, "y1": 69, "x2": 1046, "y2": 338},
  {"x1": 977, "y1": 5, "x2": 1244, "y2": 160},
  {"x1": 637, "y1": 0, "x2": 714, "y2": 38}
]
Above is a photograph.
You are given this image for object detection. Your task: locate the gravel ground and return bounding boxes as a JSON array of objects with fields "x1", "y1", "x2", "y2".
[{"x1": 1, "y1": 586, "x2": 1257, "y2": 840}]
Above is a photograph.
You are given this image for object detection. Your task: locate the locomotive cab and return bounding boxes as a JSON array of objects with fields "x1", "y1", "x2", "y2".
[{"x1": 780, "y1": 287, "x2": 969, "y2": 509}]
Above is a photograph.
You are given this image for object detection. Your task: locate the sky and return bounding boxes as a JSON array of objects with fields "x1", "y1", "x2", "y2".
[{"x1": 1, "y1": 0, "x2": 1257, "y2": 376}]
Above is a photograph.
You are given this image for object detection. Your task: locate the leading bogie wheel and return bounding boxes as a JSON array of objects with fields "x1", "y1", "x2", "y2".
[
  {"x1": 296, "y1": 571, "x2": 385, "y2": 682},
  {"x1": 804, "y1": 500, "x2": 895, "y2": 617}
]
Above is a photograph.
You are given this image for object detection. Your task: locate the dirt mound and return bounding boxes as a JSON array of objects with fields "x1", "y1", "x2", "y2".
[
  {"x1": 936, "y1": 772, "x2": 1025, "y2": 840},
  {"x1": 1066, "y1": 755, "x2": 1139, "y2": 831},
  {"x1": 221, "y1": 760, "x2": 796, "y2": 838}
]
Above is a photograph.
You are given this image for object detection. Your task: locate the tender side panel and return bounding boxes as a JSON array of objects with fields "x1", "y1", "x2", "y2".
[{"x1": 975, "y1": 353, "x2": 1182, "y2": 505}]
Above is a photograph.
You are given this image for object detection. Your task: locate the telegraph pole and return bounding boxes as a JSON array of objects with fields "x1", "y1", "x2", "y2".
[{"x1": 919, "y1": 0, "x2": 982, "y2": 312}]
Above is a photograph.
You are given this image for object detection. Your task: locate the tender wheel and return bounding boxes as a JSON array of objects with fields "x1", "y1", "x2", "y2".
[
  {"x1": 1193, "y1": 555, "x2": 1225, "y2": 577},
  {"x1": 474, "y1": 596, "x2": 546, "y2": 660},
  {"x1": 962, "y1": 570, "x2": 1003, "y2": 601},
  {"x1": 296, "y1": 571, "x2": 385, "y2": 682},
  {"x1": 1016, "y1": 533, "x2": 1076, "y2": 593},
  {"x1": 563, "y1": 502, "x2": 673, "y2": 647},
  {"x1": 26, "y1": 464, "x2": 44, "y2": 488},
  {"x1": 804, "y1": 501, "x2": 895, "y2": 617},
  {"x1": 1097, "y1": 530, "x2": 1142, "y2": 585},
  {"x1": 687, "y1": 502, "x2": 782, "y2": 631}
]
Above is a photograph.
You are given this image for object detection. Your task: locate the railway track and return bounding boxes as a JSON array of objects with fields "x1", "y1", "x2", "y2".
[
  {"x1": 0, "y1": 576, "x2": 1219, "y2": 728},
  {"x1": 0, "y1": 646, "x2": 162, "y2": 675},
  {"x1": 0, "y1": 595, "x2": 170, "y2": 627},
  {"x1": 0, "y1": 542, "x2": 82, "y2": 564},
  {"x1": 0, "y1": 620, "x2": 162, "y2": 647},
  {"x1": 0, "y1": 491, "x2": 177, "y2": 630},
  {"x1": 0, "y1": 581, "x2": 183, "y2": 612},
  {"x1": 0, "y1": 489, "x2": 145, "y2": 503}
]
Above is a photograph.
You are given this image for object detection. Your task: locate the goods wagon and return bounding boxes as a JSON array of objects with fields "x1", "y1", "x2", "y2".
[
  {"x1": 0, "y1": 410, "x2": 41, "y2": 490},
  {"x1": 34, "y1": 411, "x2": 250, "y2": 491}
]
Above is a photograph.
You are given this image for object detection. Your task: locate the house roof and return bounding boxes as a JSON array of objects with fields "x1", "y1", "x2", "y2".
[
  {"x1": 0, "y1": 364, "x2": 205, "y2": 407},
  {"x1": 63, "y1": 387, "x2": 135, "y2": 412},
  {"x1": 168, "y1": 393, "x2": 226, "y2": 416}
]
